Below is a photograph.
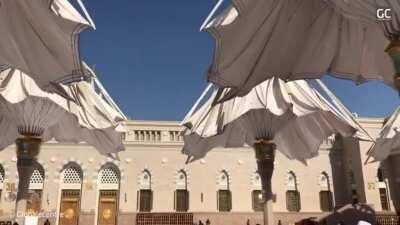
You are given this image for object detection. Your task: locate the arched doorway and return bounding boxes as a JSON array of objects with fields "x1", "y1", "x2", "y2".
[
  {"x1": 59, "y1": 164, "x2": 82, "y2": 225},
  {"x1": 97, "y1": 164, "x2": 120, "y2": 225}
]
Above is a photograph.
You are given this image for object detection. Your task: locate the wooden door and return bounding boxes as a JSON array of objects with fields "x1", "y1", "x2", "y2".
[
  {"x1": 59, "y1": 190, "x2": 80, "y2": 225},
  {"x1": 98, "y1": 190, "x2": 118, "y2": 225}
]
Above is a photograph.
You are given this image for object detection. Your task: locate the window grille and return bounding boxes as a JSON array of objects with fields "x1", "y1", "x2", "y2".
[
  {"x1": 136, "y1": 213, "x2": 193, "y2": 225},
  {"x1": 29, "y1": 169, "x2": 44, "y2": 185},
  {"x1": 99, "y1": 167, "x2": 119, "y2": 184},
  {"x1": 62, "y1": 166, "x2": 82, "y2": 184}
]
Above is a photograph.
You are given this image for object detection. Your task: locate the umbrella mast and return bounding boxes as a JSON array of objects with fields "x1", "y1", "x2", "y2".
[
  {"x1": 15, "y1": 135, "x2": 42, "y2": 224},
  {"x1": 254, "y1": 139, "x2": 275, "y2": 225}
]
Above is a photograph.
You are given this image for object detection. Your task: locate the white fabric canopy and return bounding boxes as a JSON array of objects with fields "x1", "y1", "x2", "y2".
[
  {"x1": 369, "y1": 107, "x2": 400, "y2": 161},
  {"x1": 0, "y1": 68, "x2": 125, "y2": 155},
  {"x1": 0, "y1": 0, "x2": 92, "y2": 90},
  {"x1": 182, "y1": 77, "x2": 368, "y2": 163},
  {"x1": 204, "y1": 0, "x2": 399, "y2": 98}
]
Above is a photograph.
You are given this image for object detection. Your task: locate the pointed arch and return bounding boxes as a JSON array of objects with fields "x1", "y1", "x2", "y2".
[
  {"x1": 61, "y1": 162, "x2": 83, "y2": 189},
  {"x1": 217, "y1": 170, "x2": 230, "y2": 190},
  {"x1": 139, "y1": 169, "x2": 152, "y2": 190},
  {"x1": 138, "y1": 169, "x2": 153, "y2": 212},
  {"x1": 217, "y1": 170, "x2": 232, "y2": 212},
  {"x1": 286, "y1": 171, "x2": 298, "y2": 191},
  {"x1": 176, "y1": 169, "x2": 188, "y2": 190},
  {"x1": 98, "y1": 163, "x2": 120, "y2": 189},
  {"x1": 29, "y1": 162, "x2": 45, "y2": 190}
]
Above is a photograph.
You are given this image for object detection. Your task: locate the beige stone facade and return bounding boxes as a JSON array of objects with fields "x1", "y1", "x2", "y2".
[{"x1": 0, "y1": 118, "x2": 399, "y2": 225}]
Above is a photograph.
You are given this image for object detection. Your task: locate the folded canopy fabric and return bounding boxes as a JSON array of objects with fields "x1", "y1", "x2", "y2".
[
  {"x1": 0, "y1": 68, "x2": 125, "y2": 155},
  {"x1": 182, "y1": 77, "x2": 367, "y2": 163},
  {"x1": 369, "y1": 107, "x2": 400, "y2": 161},
  {"x1": 0, "y1": 0, "x2": 92, "y2": 90},
  {"x1": 204, "y1": 0, "x2": 399, "y2": 98}
]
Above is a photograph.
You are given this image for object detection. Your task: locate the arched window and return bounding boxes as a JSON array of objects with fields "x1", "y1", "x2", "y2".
[
  {"x1": 59, "y1": 164, "x2": 82, "y2": 225},
  {"x1": 97, "y1": 165, "x2": 120, "y2": 225},
  {"x1": 377, "y1": 168, "x2": 390, "y2": 211},
  {"x1": 217, "y1": 170, "x2": 232, "y2": 212},
  {"x1": 0, "y1": 164, "x2": 4, "y2": 201},
  {"x1": 29, "y1": 165, "x2": 44, "y2": 189},
  {"x1": 98, "y1": 165, "x2": 120, "y2": 188},
  {"x1": 62, "y1": 165, "x2": 82, "y2": 186},
  {"x1": 175, "y1": 170, "x2": 189, "y2": 212},
  {"x1": 138, "y1": 170, "x2": 152, "y2": 212},
  {"x1": 252, "y1": 172, "x2": 263, "y2": 212},
  {"x1": 319, "y1": 172, "x2": 333, "y2": 212},
  {"x1": 286, "y1": 172, "x2": 301, "y2": 212}
]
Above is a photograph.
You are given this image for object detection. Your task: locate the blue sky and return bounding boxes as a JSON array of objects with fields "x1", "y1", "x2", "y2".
[{"x1": 79, "y1": 1, "x2": 398, "y2": 121}]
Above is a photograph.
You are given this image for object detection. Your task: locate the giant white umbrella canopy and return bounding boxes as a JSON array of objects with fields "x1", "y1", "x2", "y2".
[
  {"x1": 0, "y1": 68, "x2": 126, "y2": 223},
  {"x1": 0, "y1": 68, "x2": 126, "y2": 154},
  {"x1": 201, "y1": 0, "x2": 400, "y2": 98},
  {"x1": 0, "y1": 0, "x2": 94, "y2": 91},
  {"x1": 368, "y1": 107, "x2": 400, "y2": 162},
  {"x1": 182, "y1": 78, "x2": 371, "y2": 225}
]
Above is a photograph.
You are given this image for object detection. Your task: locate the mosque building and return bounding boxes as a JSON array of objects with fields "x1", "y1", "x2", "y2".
[{"x1": 0, "y1": 118, "x2": 399, "y2": 225}]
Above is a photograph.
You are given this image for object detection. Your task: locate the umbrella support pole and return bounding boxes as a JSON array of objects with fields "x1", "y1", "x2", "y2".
[
  {"x1": 14, "y1": 136, "x2": 42, "y2": 225},
  {"x1": 254, "y1": 140, "x2": 276, "y2": 225}
]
